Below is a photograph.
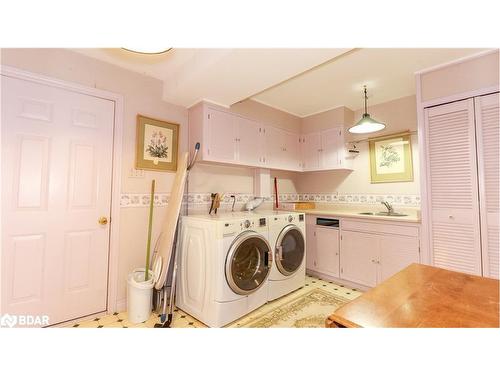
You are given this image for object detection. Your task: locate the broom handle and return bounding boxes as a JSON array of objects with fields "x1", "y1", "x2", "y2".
[{"x1": 145, "y1": 179, "x2": 155, "y2": 281}]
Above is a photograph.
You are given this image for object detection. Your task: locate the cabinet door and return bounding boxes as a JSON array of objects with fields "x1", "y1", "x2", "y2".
[
  {"x1": 283, "y1": 130, "x2": 301, "y2": 170},
  {"x1": 340, "y1": 230, "x2": 378, "y2": 287},
  {"x1": 264, "y1": 126, "x2": 284, "y2": 168},
  {"x1": 378, "y1": 235, "x2": 419, "y2": 283},
  {"x1": 305, "y1": 222, "x2": 317, "y2": 271},
  {"x1": 236, "y1": 117, "x2": 263, "y2": 166},
  {"x1": 302, "y1": 132, "x2": 321, "y2": 170},
  {"x1": 206, "y1": 108, "x2": 237, "y2": 162},
  {"x1": 321, "y1": 128, "x2": 341, "y2": 169},
  {"x1": 315, "y1": 227, "x2": 340, "y2": 277},
  {"x1": 425, "y1": 99, "x2": 482, "y2": 276},
  {"x1": 475, "y1": 93, "x2": 499, "y2": 279}
]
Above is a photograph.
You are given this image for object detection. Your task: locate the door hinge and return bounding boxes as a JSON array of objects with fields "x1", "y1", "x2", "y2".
[{"x1": 341, "y1": 267, "x2": 343, "y2": 273}]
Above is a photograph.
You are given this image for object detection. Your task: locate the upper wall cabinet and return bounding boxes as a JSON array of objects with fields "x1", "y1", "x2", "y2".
[
  {"x1": 300, "y1": 128, "x2": 351, "y2": 171},
  {"x1": 189, "y1": 102, "x2": 352, "y2": 172}
]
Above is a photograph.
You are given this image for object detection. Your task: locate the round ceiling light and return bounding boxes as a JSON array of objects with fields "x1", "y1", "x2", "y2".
[
  {"x1": 348, "y1": 86, "x2": 386, "y2": 134},
  {"x1": 122, "y1": 47, "x2": 172, "y2": 55}
]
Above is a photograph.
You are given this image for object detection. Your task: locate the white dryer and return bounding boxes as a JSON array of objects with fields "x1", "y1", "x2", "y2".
[
  {"x1": 266, "y1": 211, "x2": 306, "y2": 301},
  {"x1": 176, "y1": 213, "x2": 272, "y2": 327}
]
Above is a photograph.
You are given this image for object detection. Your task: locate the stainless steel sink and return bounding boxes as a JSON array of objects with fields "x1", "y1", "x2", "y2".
[{"x1": 358, "y1": 212, "x2": 408, "y2": 217}]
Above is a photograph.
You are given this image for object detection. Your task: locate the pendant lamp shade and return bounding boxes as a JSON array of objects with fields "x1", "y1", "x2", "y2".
[{"x1": 348, "y1": 86, "x2": 385, "y2": 134}]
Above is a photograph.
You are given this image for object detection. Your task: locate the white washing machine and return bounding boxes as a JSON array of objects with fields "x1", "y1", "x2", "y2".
[
  {"x1": 261, "y1": 211, "x2": 306, "y2": 301},
  {"x1": 176, "y1": 213, "x2": 272, "y2": 327}
]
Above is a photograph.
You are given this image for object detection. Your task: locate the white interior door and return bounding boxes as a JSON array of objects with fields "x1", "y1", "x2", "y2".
[
  {"x1": 1, "y1": 76, "x2": 115, "y2": 326},
  {"x1": 424, "y1": 99, "x2": 482, "y2": 276},
  {"x1": 475, "y1": 93, "x2": 499, "y2": 279}
]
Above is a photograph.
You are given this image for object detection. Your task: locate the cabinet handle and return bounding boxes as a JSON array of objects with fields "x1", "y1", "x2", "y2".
[{"x1": 448, "y1": 215, "x2": 454, "y2": 219}]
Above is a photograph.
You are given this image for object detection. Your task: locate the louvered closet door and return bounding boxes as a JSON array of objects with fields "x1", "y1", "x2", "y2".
[
  {"x1": 425, "y1": 98, "x2": 482, "y2": 275},
  {"x1": 475, "y1": 93, "x2": 499, "y2": 279}
]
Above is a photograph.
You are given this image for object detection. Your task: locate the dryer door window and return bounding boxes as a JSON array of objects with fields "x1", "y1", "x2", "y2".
[
  {"x1": 276, "y1": 225, "x2": 305, "y2": 276},
  {"x1": 226, "y1": 233, "x2": 272, "y2": 295}
]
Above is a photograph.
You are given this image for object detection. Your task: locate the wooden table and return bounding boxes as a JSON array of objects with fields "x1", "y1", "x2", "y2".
[{"x1": 326, "y1": 264, "x2": 500, "y2": 328}]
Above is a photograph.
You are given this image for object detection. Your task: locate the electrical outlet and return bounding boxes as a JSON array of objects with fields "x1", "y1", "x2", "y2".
[{"x1": 129, "y1": 168, "x2": 145, "y2": 178}]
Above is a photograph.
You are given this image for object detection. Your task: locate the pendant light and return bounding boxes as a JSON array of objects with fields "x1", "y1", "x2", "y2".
[{"x1": 348, "y1": 86, "x2": 385, "y2": 134}]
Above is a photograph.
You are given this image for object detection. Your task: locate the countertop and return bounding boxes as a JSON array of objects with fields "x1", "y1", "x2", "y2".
[{"x1": 284, "y1": 204, "x2": 421, "y2": 223}]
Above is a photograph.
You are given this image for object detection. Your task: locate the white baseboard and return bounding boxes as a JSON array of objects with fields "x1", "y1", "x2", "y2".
[{"x1": 114, "y1": 298, "x2": 127, "y2": 313}]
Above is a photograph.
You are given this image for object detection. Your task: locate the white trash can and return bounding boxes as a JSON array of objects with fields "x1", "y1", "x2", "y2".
[{"x1": 127, "y1": 268, "x2": 155, "y2": 324}]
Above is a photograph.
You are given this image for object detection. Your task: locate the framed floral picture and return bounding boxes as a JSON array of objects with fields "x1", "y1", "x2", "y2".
[
  {"x1": 136, "y1": 115, "x2": 179, "y2": 172},
  {"x1": 369, "y1": 132, "x2": 413, "y2": 183}
]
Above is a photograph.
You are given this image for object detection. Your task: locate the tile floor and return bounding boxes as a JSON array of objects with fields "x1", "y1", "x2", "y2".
[{"x1": 70, "y1": 275, "x2": 362, "y2": 328}]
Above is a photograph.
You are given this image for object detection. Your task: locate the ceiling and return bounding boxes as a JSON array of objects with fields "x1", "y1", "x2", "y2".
[
  {"x1": 74, "y1": 48, "x2": 487, "y2": 116},
  {"x1": 74, "y1": 48, "x2": 349, "y2": 107},
  {"x1": 252, "y1": 48, "x2": 488, "y2": 116}
]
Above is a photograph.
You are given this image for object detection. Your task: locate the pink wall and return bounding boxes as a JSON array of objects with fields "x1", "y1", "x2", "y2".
[
  {"x1": 420, "y1": 50, "x2": 499, "y2": 102},
  {"x1": 295, "y1": 95, "x2": 420, "y2": 196},
  {"x1": 301, "y1": 106, "x2": 354, "y2": 133}
]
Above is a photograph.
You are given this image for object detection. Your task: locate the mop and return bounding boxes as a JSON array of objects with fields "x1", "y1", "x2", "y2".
[{"x1": 152, "y1": 142, "x2": 200, "y2": 328}]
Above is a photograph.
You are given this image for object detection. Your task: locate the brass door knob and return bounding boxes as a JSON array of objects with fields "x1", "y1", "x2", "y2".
[{"x1": 98, "y1": 216, "x2": 108, "y2": 225}]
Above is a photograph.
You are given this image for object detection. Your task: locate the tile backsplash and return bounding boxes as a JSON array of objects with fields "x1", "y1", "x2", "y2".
[{"x1": 120, "y1": 192, "x2": 420, "y2": 208}]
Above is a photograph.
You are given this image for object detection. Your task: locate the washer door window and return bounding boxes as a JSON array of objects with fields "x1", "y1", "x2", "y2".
[
  {"x1": 226, "y1": 233, "x2": 272, "y2": 295},
  {"x1": 275, "y1": 225, "x2": 305, "y2": 276}
]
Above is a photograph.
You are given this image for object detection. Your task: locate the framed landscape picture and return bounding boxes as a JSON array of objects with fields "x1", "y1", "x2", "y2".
[
  {"x1": 136, "y1": 115, "x2": 179, "y2": 172},
  {"x1": 369, "y1": 132, "x2": 413, "y2": 183}
]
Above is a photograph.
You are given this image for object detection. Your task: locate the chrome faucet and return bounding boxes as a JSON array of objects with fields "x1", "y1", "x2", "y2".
[{"x1": 381, "y1": 201, "x2": 394, "y2": 214}]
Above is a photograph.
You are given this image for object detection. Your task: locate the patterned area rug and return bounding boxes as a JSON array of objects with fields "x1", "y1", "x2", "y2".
[{"x1": 233, "y1": 288, "x2": 349, "y2": 328}]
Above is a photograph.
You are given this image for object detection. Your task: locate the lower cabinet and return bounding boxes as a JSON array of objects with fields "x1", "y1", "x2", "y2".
[
  {"x1": 305, "y1": 215, "x2": 421, "y2": 288},
  {"x1": 315, "y1": 227, "x2": 340, "y2": 278},
  {"x1": 340, "y1": 229, "x2": 420, "y2": 286},
  {"x1": 378, "y1": 235, "x2": 420, "y2": 282},
  {"x1": 305, "y1": 218, "x2": 340, "y2": 278},
  {"x1": 339, "y1": 230, "x2": 378, "y2": 287}
]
